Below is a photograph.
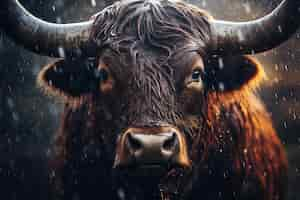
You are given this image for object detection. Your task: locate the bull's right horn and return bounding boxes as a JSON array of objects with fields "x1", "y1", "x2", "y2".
[{"x1": 0, "y1": 0, "x2": 95, "y2": 58}]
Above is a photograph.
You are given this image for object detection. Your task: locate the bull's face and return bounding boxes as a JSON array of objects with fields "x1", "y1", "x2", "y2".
[
  {"x1": 2, "y1": 0, "x2": 300, "y2": 198},
  {"x1": 38, "y1": 44, "x2": 263, "y2": 184}
]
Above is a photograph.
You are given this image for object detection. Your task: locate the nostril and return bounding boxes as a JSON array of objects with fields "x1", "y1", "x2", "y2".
[
  {"x1": 162, "y1": 132, "x2": 178, "y2": 151},
  {"x1": 126, "y1": 133, "x2": 142, "y2": 151}
]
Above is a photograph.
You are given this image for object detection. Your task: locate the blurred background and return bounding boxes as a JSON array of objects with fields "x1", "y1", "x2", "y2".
[{"x1": 0, "y1": 0, "x2": 299, "y2": 199}]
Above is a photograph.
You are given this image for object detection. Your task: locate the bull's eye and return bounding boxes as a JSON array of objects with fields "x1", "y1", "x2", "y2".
[
  {"x1": 95, "y1": 68, "x2": 109, "y2": 82},
  {"x1": 99, "y1": 68, "x2": 109, "y2": 82},
  {"x1": 95, "y1": 64, "x2": 114, "y2": 93},
  {"x1": 191, "y1": 69, "x2": 202, "y2": 82},
  {"x1": 185, "y1": 68, "x2": 204, "y2": 92}
]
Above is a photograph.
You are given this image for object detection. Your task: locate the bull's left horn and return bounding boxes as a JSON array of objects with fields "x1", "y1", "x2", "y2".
[
  {"x1": 210, "y1": 0, "x2": 300, "y2": 55},
  {"x1": 0, "y1": 0, "x2": 95, "y2": 58}
]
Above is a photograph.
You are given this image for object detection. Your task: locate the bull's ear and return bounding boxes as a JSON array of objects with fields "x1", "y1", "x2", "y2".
[
  {"x1": 38, "y1": 58, "x2": 99, "y2": 98},
  {"x1": 206, "y1": 55, "x2": 265, "y2": 92}
]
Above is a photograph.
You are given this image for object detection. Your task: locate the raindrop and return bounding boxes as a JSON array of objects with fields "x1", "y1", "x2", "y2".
[
  {"x1": 277, "y1": 25, "x2": 282, "y2": 33},
  {"x1": 12, "y1": 112, "x2": 19, "y2": 122},
  {"x1": 7, "y1": 98, "x2": 14, "y2": 109},
  {"x1": 237, "y1": 30, "x2": 245, "y2": 41},
  {"x1": 218, "y1": 82, "x2": 225, "y2": 91},
  {"x1": 56, "y1": 17, "x2": 62, "y2": 24},
  {"x1": 218, "y1": 57, "x2": 224, "y2": 69},
  {"x1": 58, "y1": 46, "x2": 65, "y2": 58},
  {"x1": 242, "y1": 2, "x2": 251, "y2": 14},
  {"x1": 91, "y1": 0, "x2": 97, "y2": 7},
  {"x1": 117, "y1": 188, "x2": 126, "y2": 200}
]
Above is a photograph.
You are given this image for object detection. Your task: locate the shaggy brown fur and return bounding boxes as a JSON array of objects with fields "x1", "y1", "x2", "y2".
[{"x1": 37, "y1": 0, "x2": 288, "y2": 200}]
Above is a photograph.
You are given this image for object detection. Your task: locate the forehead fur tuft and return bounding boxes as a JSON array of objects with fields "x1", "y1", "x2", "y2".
[{"x1": 90, "y1": 0, "x2": 212, "y2": 57}]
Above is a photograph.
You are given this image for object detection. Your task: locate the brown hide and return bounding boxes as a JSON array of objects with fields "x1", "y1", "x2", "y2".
[{"x1": 40, "y1": 54, "x2": 288, "y2": 200}]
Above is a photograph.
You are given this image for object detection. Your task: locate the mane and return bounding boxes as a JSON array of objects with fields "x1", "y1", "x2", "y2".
[{"x1": 191, "y1": 89, "x2": 288, "y2": 200}]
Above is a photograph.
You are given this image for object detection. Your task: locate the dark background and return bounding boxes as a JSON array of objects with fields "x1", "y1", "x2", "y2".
[{"x1": 0, "y1": 0, "x2": 299, "y2": 199}]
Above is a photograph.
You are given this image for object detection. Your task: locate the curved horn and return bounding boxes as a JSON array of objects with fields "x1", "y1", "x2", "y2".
[
  {"x1": 0, "y1": 0, "x2": 95, "y2": 58},
  {"x1": 210, "y1": 0, "x2": 300, "y2": 55}
]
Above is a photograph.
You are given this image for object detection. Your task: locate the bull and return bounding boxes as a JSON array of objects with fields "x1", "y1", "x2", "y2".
[{"x1": 1, "y1": 0, "x2": 300, "y2": 199}]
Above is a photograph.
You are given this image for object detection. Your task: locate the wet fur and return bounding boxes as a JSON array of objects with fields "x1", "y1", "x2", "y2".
[{"x1": 38, "y1": 0, "x2": 288, "y2": 200}]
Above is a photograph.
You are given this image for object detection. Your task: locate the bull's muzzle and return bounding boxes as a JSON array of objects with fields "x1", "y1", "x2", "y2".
[{"x1": 113, "y1": 127, "x2": 191, "y2": 176}]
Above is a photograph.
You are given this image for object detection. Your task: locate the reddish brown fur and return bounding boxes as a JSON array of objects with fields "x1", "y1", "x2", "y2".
[
  {"x1": 204, "y1": 91, "x2": 287, "y2": 199},
  {"x1": 42, "y1": 56, "x2": 288, "y2": 200},
  {"x1": 37, "y1": 1, "x2": 288, "y2": 199}
]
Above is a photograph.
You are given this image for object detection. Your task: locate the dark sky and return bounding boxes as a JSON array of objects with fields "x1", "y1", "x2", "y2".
[{"x1": 0, "y1": 0, "x2": 299, "y2": 199}]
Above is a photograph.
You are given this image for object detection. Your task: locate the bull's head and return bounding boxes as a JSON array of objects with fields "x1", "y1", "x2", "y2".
[{"x1": 1, "y1": 0, "x2": 299, "y2": 198}]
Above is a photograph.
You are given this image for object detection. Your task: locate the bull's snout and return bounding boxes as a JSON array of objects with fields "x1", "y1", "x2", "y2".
[
  {"x1": 114, "y1": 127, "x2": 191, "y2": 172},
  {"x1": 126, "y1": 131, "x2": 179, "y2": 163}
]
